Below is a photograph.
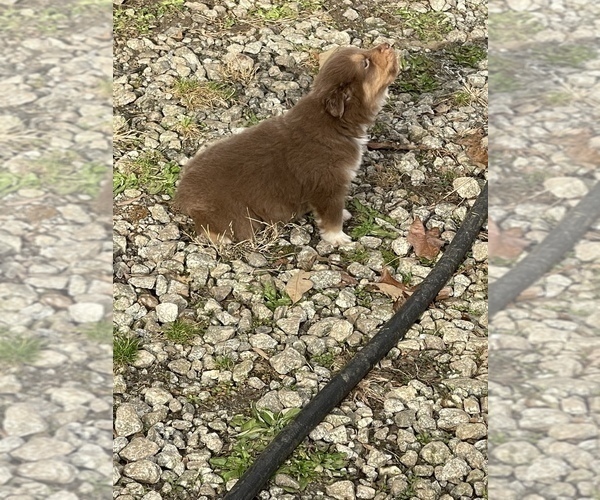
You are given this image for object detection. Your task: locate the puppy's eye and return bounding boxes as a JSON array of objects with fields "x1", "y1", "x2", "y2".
[{"x1": 363, "y1": 58, "x2": 370, "y2": 69}]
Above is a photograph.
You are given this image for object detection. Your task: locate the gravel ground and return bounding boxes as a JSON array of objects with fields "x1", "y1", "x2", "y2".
[
  {"x1": 113, "y1": 1, "x2": 488, "y2": 499},
  {"x1": 0, "y1": 0, "x2": 112, "y2": 498},
  {"x1": 489, "y1": 0, "x2": 600, "y2": 499}
]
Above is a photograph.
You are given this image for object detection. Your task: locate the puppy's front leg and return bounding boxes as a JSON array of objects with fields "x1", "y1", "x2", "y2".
[{"x1": 313, "y1": 199, "x2": 352, "y2": 246}]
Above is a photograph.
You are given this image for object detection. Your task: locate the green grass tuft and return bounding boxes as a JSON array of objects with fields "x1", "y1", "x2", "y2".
[
  {"x1": 533, "y1": 43, "x2": 597, "y2": 67},
  {"x1": 395, "y1": 8, "x2": 452, "y2": 41},
  {"x1": 83, "y1": 321, "x2": 113, "y2": 344},
  {"x1": 215, "y1": 355, "x2": 236, "y2": 371},
  {"x1": 396, "y1": 53, "x2": 439, "y2": 95},
  {"x1": 0, "y1": 153, "x2": 108, "y2": 199},
  {"x1": 0, "y1": 333, "x2": 43, "y2": 365},
  {"x1": 489, "y1": 12, "x2": 543, "y2": 42},
  {"x1": 173, "y1": 78, "x2": 237, "y2": 109},
  {"x1": 114, "y1": 150, "x2": 180, "y2": 196},
  {"x1": 263, "y1": 282, "x2": 292, "y2": 311},
  {"x1": 164, "y1": 319, "x2": 203, "y2": 344},
  {"x1": 114, "y1": 0, "x2": 185, "y2": 36},
  {"x1": 349, "y1": 199, "x2": 396, "y2": 239},
  {"x1": 210, "y1": 406, "x2": 347, "y2": 490},
  {"x1": 114, "y1": 332, "x2": 141, "y2": 366},
  {"x1": 446, "y1": 43, "x2": 487, "y2": 69}
]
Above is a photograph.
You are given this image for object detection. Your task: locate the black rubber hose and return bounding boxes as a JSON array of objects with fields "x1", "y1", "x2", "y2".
[
  {"x1": 222, "y1": 182, "x2": 488, "y2": 500},
  {"x1": 489, "y1": 180, "x2": 600, "y2": 318}
]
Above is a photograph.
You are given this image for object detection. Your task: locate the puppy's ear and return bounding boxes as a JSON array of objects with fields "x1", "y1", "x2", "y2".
[{"x1": 325, "y1": 85, "x2": 352, "y2": 118}]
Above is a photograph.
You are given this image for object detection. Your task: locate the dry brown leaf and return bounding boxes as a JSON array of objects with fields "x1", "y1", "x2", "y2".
[
  {"x1": 380, "y1": 267, "x2": 405, "y2": 288},
  {"x1": 372, "y1": 283, "x2": 406, "y2": 300},
  {"x1": 435, "y1": 287, "x2": 453, "y2": 301},
  {"x1": 285, "y1": 270, "x2": 313, "y2": 304},
  {"x1": 407, "y1": 218, "x2": 445, "y2": 260},
  {"x1": 252, "y1": 347, "x2": 271, "y2": 361},
  {"x1": 340, "y1": 271, "x2": 359, "y2": 285},
  {"x1": 457, "y1": 129, "x2": 488, "y2": 165},
  {"x1": 368, "y1": 268, "x2": 410, "y2": 301},
  {"x1": 392, "y1": 296, "x2": 406, "y2": 312},
  {"x1": 488, "y1": 218, "x2": 529, "y2": 259}
]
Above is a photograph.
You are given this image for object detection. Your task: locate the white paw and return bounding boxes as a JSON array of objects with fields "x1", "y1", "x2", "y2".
[
  {"x1": 321, "y1": 229, "x2": 352, "y2": 246},
  {"x1": 342, "y1": 209, "x2": 352, "y2": 222}
]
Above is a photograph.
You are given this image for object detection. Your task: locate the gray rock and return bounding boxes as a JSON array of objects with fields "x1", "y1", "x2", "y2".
[
  {"x1": 435, "y1": 457, "x2": 470, "y2": 482},
  {"x1": 0, "y1": 374, "x2": 22, "y2": 394},
  {"x1": 120, "y1": 438, "x2": 159, "y2": 464},
  {"x1": 232, "y1": 359, "x2": 254, "y2": 382},
  {"x1": 453, "y1": 177, "x2": 481, "y2": 199},
  {"x1": 544, "y1": 176, "x2": 589, "y2": 199},
  {"x1": 275, "y1": 473, "x2": 301, "y2": 490},
  {"x1": 10, "y1": 437, "x2": 75, "y2": 461},
  {"x1": 156, "y1": 302, "x2": 179, "y2": 323},
  {"x1": 441, "y1": 378, "x2": 487, "y2": 396},
  {"x1": 343, "y1": 8, "x2": 359, "y2": 21},
  {"x1": 48, "y1": 387, "x2": 95, "y2": 408},
  {"x1": 276, "y1": 316, "x2": 303, "y2": 336},
  {"x1": 516, "y1": 457, "x2": 570, "y2": 483},
  {"x1": 307, "y1": 317, "x2": 354, "y2": 342},
  {"x1": 310, "y1": 270, "x2": 341, "y2": 289},
  {"x1": 249, "y1": 332, "x2": 278, "y2": 350},
  {"x1": 204, "y1": 326, "x2": 236, "y2": 344},
  {"x1": 168, "y1": 358, "x2": 192, "y2": 375},
  {"x1": 297, "y1": 246, "x2": 318, "y2": 269},
  {"x1": 269, "y1": 347, "x2": 306, "y2": 374},
  {"x1": 70, "y1": 443, "x2": 112, "y2": 476},
  {"x1": 3, "y1": 403, "x2": 48, "y2": 437},
  {"x1": 326, "y1": 479, "x2": 356, "y2": 500},
  {"x1": 548, "y1": 423, "x2": 598, "y2": 440},
  {"x1": 17, "y1": 460, "x2": 77, "y2": 484},
  {"x1": 245, "y1": 251, "x2": 268, "y2": 267},
  {"x1": 123, "y1": 460, "x2": 162, "y2": 484},
  {"x1": 114, "y1": 404, "x2": 143, "y2": 437},
  {"x1": 420, "y1": 441, "x2": 452, "y2": 465},
  {"x1": 493, "y1": 441, "x2": 540, "y2": 465},
  {"x1": 201, "y1": 432, "x2": 223, "y2": 452},
  {"x1": 145, "y1": 387, "x2": 173, "y2": 406},
  {"x1": 519, "y1": 408, "x2": 570, "y2": 430},
  {"x1": 366, "y1": 449, "x2": 391, "y2": 468},
  {"x1": 68, "y1": 302, "x2": 105, "y2": 323},
  {"x1": 455, "y1": 423, "x2": 487, "y2": 440}
]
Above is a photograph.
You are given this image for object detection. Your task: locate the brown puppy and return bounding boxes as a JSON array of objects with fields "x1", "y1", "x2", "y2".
[{"x1": 175, "y1": 43, "x2": 399, "y2": 245}]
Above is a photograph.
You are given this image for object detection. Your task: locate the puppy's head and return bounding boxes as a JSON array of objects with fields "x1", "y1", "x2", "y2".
[{"x1": 314, "y1": 43, "x2": 399, "y2": 122}]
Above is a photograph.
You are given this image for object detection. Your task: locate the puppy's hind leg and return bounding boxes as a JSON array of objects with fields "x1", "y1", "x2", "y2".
[
  {"x1": 206, "y1": 229, "x2": 233, "y2": 245},
  {"x1": 189, "y1": 209, "x2": 234, "y2": 245}
]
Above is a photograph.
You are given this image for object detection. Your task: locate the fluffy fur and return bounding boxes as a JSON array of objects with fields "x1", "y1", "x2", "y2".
[{"x1": 175, "y1": 43, "x2": 399, "y2": 245}]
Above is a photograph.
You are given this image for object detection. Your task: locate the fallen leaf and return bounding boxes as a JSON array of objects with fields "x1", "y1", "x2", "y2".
[
  {"x1": 407, "y1": 218, "x2": 445, "y2": 260},
  {"x1": 549, "y1": 128, "x2": 600, "y2": 169},
  {"x1": 284, "y1": 270, "x2": 313, "y2": 304},
  {"x1": 435, "y1": 287, "x2": 453, "y2": 301},
  {"x1": 252, "y1": 347, "x2": 271, "y2": 362},
  {"x1": 372, "y1": 283, "x2": 406, "y2": 300},
  {"x1": 392, "y1": 296, "x2": 406, "y2": 312},
  {"x1": 369, "y1": 268, "x2": 411, "y2": 301},
  {"x1": 340, "y1": 272, "x2": 359, "y2": 285},
  {"x1": 380, "y1": 267, "x2": 405, "y2": 288},
  {"x1": 488, "y1": 218, "x2": 529, "y2": 259},
  {"x1": 457, "y1": 129, "x2": 488, "y2": 165}
]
